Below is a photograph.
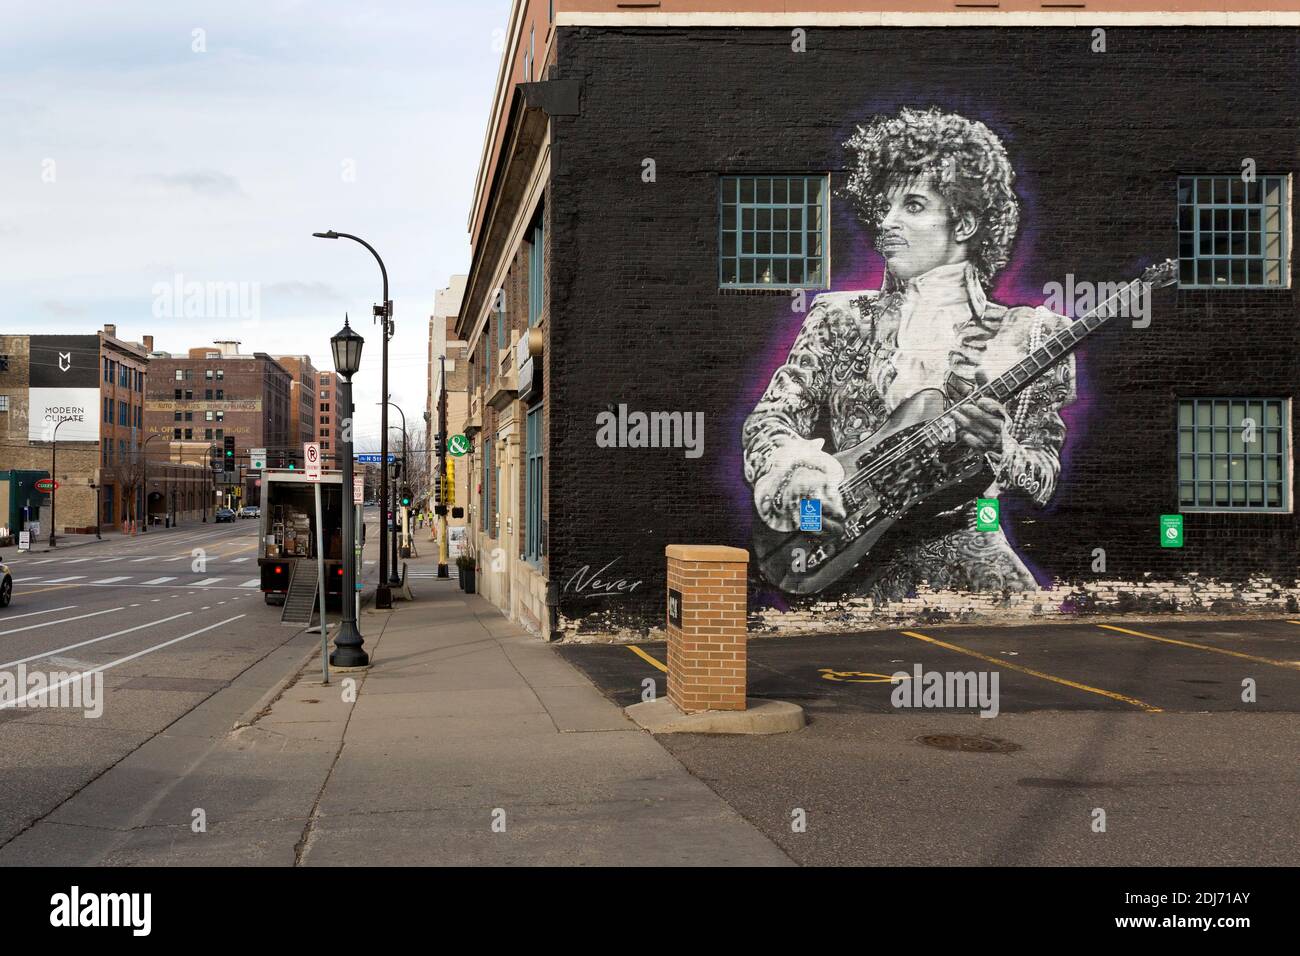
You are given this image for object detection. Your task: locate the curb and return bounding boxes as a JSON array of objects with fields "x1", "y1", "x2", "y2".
[
  {"x1": 232, "y1": 586, "x2": 379, "y2": 730},
  {"x1": 625, "y1": 697, "x2": 806, "y2": 735}
]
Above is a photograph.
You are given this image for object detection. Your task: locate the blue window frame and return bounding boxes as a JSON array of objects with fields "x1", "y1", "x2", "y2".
[
  {"x1": 525, "y1": 405, "x2": 543, "y2": 564},
  {"x1": 1178, "y1": 398, "x2": 1290, "y2": 512},
  {"x1": 720, "y1": 175, "x2": 828, "y2": 289},
  {"x1": 1178, "y1": 175, "x2": 1289, "y2": 288},
  {"x1": 528, "y1": 216, "x2": 544, "y2": 326}
]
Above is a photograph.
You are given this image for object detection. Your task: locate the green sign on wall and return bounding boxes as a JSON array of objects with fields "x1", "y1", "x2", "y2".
[
  {"x1": 975, "y1": 498, "x2": 1000, "y2": 532},
  {"x1": 1160, "y1": 514, "x2": 1184, "y2": 548}
]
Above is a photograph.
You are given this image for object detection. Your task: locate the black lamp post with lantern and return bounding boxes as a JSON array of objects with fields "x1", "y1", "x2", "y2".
[{"x1": 329, "y1": 315, "x2": 368, "y2": 667}]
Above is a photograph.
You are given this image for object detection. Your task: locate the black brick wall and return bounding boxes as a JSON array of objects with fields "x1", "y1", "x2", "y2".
[{"x1": 547, "y1": 26, "x2": 1300, "y2": 631}]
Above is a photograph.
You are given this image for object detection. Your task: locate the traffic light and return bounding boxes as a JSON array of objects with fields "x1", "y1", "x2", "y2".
[
  {"x1": 434, "y1": 434, "x2": 443, "y2": 458},
  {"x1": 400, "y1": 486, "x2": 412, "y2": 508},
  {"x1": 223, "y1": 436, "x2": 235, "y2": 471}
]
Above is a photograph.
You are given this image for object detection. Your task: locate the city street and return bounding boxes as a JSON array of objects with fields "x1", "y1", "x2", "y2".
[{"x1": 0, "y1": 513, "x2": 379, "y2": 849}]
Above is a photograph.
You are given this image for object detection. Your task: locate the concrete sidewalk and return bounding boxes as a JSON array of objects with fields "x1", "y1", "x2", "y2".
[{"x1": 0, "y1": 561, "x2": 791, "y2": 866}]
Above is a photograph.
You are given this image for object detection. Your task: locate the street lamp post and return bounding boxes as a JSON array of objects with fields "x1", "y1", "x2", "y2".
[
  {"x1": 48, "y1": 417, "x2": 70, "y2": 548},
  {"x1": 141, "y1": 432, "x2": 163, "y2": 533},
  {"x1": 381, "y1": 401, "x2": 407, "y2": 575},
  {"x1": 313, "y1": 229, "x2": 394, "y2": 609},
  {"x1": 89, "y1": 481, "x2": 102, "y2": 540},
  {"x1": 330, "y1": 315, "x2": 368, "y2": 668},
  {"x1": 202, "y1": 441, "x2": 218, "y2": 522}
]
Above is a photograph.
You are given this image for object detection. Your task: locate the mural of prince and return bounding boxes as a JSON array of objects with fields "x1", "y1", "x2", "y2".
[{"x1": 742, "y1": 107, "x2": 1078, "y2": 601}]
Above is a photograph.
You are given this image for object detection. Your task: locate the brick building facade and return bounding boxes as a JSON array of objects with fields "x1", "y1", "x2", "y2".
[
  {"x1": 142, "y1": 342, "x2": 292, "y2": 509},
  {"x1": 275, "y1": 355, "x2": 319, "y2": 464},
  {"x1": 0, "y1": 325, "x2": 207, "y2": 534},
  {"x1": 460, "y1": 2, "x2": 1300, "y2": 638}
]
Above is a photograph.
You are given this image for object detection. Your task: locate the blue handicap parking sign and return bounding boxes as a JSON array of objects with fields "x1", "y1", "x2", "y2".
[{"x1": 799, "y1": 498, "x2": 822, "y2": 533}]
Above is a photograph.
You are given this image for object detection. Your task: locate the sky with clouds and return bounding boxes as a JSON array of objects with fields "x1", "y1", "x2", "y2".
[{"x1": 0, "y1": 0, "x2": 510, "y2": 453}]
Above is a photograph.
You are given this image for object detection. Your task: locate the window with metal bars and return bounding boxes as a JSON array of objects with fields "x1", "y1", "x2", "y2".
[
  {"x1": 1178, "y1": 175, "x2": 1289, "y2": 288},
  {"x1": 1178, "y1": 398, "x2": 1290, "y2": 511},
  {"x1": 720, "y1": 175, "x2": 829, "y2": 289}
]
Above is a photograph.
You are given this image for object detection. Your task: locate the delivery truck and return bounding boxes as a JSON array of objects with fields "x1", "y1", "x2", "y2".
[{"x1": 258, "y1": 469, "x2": 346, "y2": 606}]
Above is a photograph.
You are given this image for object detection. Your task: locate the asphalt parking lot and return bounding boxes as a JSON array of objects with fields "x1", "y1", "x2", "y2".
[
  {"x1": 557, "y1": 618, "x2": 1300, "y2": 866},
  {"x1": 559, "y1": 618, "x2": 1300, "y2": 715}
]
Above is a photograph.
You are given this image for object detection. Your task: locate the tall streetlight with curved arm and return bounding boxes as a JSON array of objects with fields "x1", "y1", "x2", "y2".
[
  {"x1": 141, "y1": 432, "x2": 164, "y2": 533},
  {"x1": 48, "y1": 417, "x2": 71, "y2": 548},
  {"x1": 313, "y1": 229, "x2": 394, "y2": 609},
  {"x1": 381, "y1": 401, "x2": 406, "y2": 582}
]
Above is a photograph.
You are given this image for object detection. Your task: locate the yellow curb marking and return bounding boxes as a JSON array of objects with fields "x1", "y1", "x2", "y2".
[
  {"x1": 626, "y1": 644, "x2": 667, "y2": 672},
  {"x1": 1097, "y1": 624, "x2": 1300, "y2": 671},
  {"x1": 900, "y1": 630, "x2": 1162, "y2": 713}
]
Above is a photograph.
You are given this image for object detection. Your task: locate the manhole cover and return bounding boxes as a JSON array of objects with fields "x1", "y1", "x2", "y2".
[{"x1": 917, "y1": 734, "x2": 1021, "y2": 754}]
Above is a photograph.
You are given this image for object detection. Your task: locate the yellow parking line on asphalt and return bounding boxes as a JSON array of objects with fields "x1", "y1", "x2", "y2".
[
  {"x1": 626, "y1": 644, "x2": 667, "y2": 673},
  {"x1": 11, "y1": 584, "x2": 84, "y2": 595},
  {"x1": 1097, "y1": 624, "x2": 1300, "y2": 671},
  {"x1": 900, "y1": 630, "x2": 1162, "y2": 713}
]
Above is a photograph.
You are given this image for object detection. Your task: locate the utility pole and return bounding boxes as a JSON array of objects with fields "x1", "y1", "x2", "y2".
[{"x1": 437, "y1": 354, "x2": 449, "y2": 579}]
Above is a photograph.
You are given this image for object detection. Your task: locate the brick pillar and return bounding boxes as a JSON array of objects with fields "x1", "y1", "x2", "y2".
[{"x1": 665, "y1": 544, "x2": 748, "y2": 713}]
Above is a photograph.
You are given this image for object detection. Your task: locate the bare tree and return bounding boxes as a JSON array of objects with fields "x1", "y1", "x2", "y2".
[
  {"x1": 402, "y1": 427, "x2": 433, "y2": 511},
  {"x1": 110, "y1": 442, "x2": 148, "y2": 533}
]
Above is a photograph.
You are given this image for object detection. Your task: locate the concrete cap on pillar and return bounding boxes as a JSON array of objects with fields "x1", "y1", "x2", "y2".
[{"x1": 665, "y1": 544, "x2": 749, "y2": 562}]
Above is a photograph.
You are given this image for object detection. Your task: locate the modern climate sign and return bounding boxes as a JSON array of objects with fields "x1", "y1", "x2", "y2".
[{"x1": 28, "y1": 335, "x2": 100, "y2": 442}]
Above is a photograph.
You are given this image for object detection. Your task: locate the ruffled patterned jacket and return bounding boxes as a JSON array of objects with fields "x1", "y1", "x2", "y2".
[{"x1": 742, "y1": 262, "x2": 1076, "y2": 597}]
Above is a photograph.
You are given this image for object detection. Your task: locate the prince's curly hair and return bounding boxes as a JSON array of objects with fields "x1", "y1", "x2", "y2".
[{"x1": 843, "y1": 107, "x2": 1020, "y2": 287}]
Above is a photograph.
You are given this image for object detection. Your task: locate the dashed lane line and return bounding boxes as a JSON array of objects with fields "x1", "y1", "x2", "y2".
[
  {"x1": 0, "y1": 612, "x2": 193, "y2": 670},
  {"x1": 0, "y1": 605, "x2": 77, "y2": 622},
  {"x1": 0, "y1": 615, "x2": 245, "y2": 710},
  {"x1": 0, "y1": 607, "x2": 124, "y2": 638}
]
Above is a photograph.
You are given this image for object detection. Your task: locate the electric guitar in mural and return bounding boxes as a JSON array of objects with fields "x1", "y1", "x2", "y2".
[{"x1": 753, "y1": 259, "x2": 1179, "y2": 595}]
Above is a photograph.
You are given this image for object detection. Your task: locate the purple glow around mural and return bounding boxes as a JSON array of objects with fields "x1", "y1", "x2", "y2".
[{"x1": 725, "y1": 104, "x2": 1106, "y2": 607}]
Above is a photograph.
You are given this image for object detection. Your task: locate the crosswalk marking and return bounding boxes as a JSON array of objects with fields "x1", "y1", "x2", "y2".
[
  {"x1": 230, "y1": 557, "x2": 249, "y2": 564},
  {"x1": 65, "y1": 557, "x2": 95, "y2": 564},
  {"x1": 239, "y1": 579, "x2": 261, "y2": 588},
  {"x1": 33, "y1": 559, "x2": 60, "y2": 565},
  {"x1": 131, "y1": 557, "x2": 155, "y2": 563},
  {"x1": 163, "y1": 556, "x2": 188, "y2": 563},
  {"x1": 94, "y1": 577, "x2": 130, "y2": 584},
  {"x1": 41, "y1": 576, "x2": 86, "y2": 584},
  {"x1": 141, "y1": 577, "x2": 176, "y2": 585},
  {"x1": 193, "y1": 578, "x2": 223, "y2": 587},
  {"x1": 97, "y1": 557, "x2": 126, "y2": 564}
]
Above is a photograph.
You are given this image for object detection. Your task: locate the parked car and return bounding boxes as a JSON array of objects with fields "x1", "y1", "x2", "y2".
[
  {"x1": 0, "y1": 555, "x2": 10, "y2": 608},
  {"x1": 215, "y1": 507, "x2": 236, "y2": 523},
  {"x1": 238, "y1": 505, "x2": 260, "y2": 519}
]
